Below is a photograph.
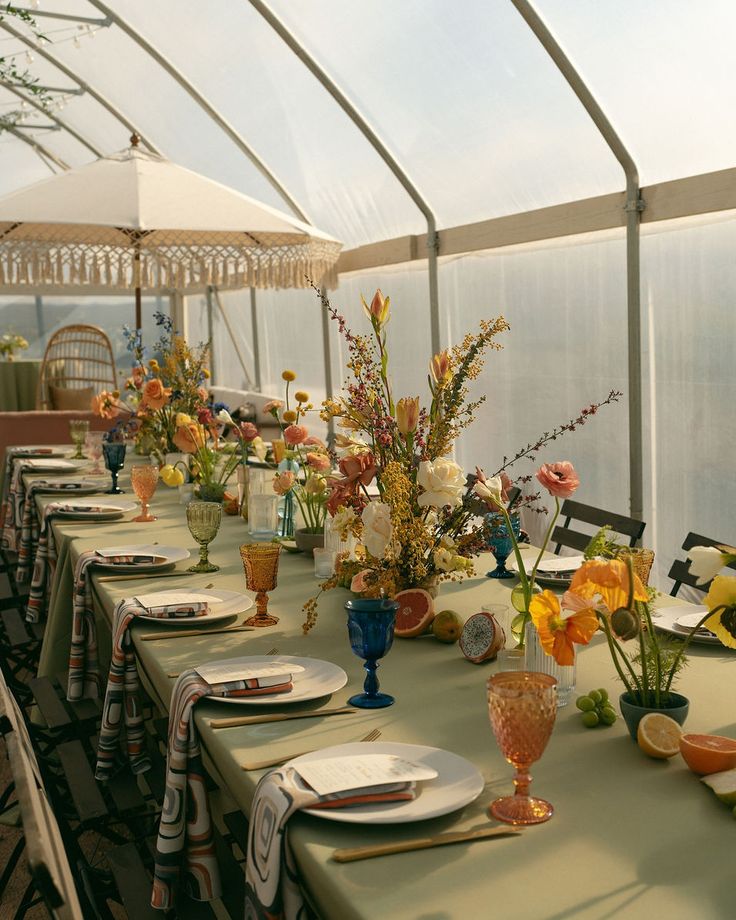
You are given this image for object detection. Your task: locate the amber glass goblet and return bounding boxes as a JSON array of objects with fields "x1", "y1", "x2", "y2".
[
  {"x1": 186, "y1": 501, "x2": 222, "y2": 573},
  {"x1": 487, "y1": 671, "x2": 557, "y2": 825},
  {"x1": 239, "y1": 543, "x2": 281, "y2": 627},
  {"x1": 131, "y1": 463, "x2": 159, "y2": 522}
]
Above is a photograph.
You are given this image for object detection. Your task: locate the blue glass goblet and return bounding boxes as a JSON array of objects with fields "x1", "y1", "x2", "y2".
[
  {"x1": 102, "y1": 442, "x2": 126, "y2": 495},
  {"x1": 345, "y1": 597, "x2": 398, "y2": 709},
  {"x1": 485, "y1": 511, "x2": 521, "y2": 579}
]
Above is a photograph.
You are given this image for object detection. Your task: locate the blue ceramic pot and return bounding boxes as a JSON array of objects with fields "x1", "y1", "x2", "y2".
[{"x1": 619, "y1": 691, "x2": 690, "y2": 741}]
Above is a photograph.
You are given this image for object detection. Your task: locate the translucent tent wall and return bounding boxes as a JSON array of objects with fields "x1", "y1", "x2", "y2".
[{"x1": 0, "y1": 0, "x2": 734, "y2": 587}]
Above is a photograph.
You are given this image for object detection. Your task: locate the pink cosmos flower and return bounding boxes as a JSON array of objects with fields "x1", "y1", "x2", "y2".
[
  {"x1": 536, "y1": 461, "x2": 580, "y2": 499},
  {"x1": 284, "y1": 424, "x2": 308, "y2": 446}
]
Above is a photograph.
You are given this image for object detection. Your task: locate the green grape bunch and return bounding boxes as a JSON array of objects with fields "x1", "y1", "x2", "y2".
[{"x1": 575, "y1": 688, "x2": 618, "y2": 728}]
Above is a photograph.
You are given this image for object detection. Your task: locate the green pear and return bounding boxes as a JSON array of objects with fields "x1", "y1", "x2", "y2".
[{"x1": 701, "y1": 768, "x2": 736, "y2": 807}]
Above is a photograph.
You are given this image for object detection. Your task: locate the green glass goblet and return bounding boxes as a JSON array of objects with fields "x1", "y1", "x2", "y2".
[
  {"x1": 186, "y1": 500, "x2": 222, "y2": 573},
  {"x1": 69, "y1": 418, "x2": 90, "y2": 459}
]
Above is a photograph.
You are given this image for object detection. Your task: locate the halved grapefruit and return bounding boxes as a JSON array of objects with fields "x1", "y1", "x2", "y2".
[
  {"x1": 680, "y1": 733, "x2": 736, "y2": 775},
  {"x1": 393, "y1": 588, "x2": 435, "y2": 638}
]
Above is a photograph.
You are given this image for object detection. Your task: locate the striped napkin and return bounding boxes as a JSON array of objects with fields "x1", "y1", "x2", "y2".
[
  {"x1": 95, "y1": 596, "x2": 209, "y2": 781},
  {"x1": 1, "y1": 458, "x2": 33, "y2": 553},
  {"x1": 244, "y1": 768, "x2": 416, "y2": 920},
  {"x1": 24, "y1": 500, "x2": 84, "y2": 623},
  {"x1": 66, "y1": 550, "x2": 163, "y2": 699},
  {"x1": 151, "y1": 668, "x2": 294, "y2": 910}
]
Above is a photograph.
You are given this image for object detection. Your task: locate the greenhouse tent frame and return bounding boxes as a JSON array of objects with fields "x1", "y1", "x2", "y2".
[{"x1": 2, "y1": 1, "x2": 736, "y2": 523}]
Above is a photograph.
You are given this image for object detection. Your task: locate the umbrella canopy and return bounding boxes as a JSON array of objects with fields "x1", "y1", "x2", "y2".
[{"x1": 0, "y1": 138, "x2": 342, "y2": 297}]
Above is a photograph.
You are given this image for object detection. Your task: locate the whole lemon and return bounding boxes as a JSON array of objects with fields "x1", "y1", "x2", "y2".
[{"x1": 432, "y1": 609, "x2": 464, "y2": 643}]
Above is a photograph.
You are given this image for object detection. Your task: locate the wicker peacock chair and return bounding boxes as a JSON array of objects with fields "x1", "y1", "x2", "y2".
[{"x1": 36, "y1": 324, "x2": 117, "y2": 410}]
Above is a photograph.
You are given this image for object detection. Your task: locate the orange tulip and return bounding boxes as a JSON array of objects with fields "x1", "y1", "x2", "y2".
[
  {"x1": 430, "y1": 350, "x2": 452, "y2": 384},
  {"x1": 529, "y1": 589, "x2": 599, "y2": 666},
  {"x1": 361, "y1": 289, "x2": 391, "y2": 326},
  {"x1": 396, "y1": 396, "x2": 419, "y2": 436}
]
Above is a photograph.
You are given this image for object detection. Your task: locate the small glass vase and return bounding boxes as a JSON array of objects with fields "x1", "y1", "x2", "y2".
[
  {"x1": 524, "y1": 621, "x2": 575, "y2": 708},
  {"x1": 485, "y1": 511, "x2": 521, "y2": 579}
]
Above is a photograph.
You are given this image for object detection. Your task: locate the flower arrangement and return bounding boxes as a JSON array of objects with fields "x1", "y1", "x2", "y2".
[
  {"x1": 120, "y1": 313, "x2": 211, "y2": 459},
  {"x1": 265, "y1": 371, "x2": 331, "y2": 535},
  {"x1": 160, "y1": 407, "x2": 242, "y2": 501},
  {"x1": 301, "y1": 286, "x2": 622, "y2": 634},
  {"x1": 527, "y1": 548, "x2": 736, "y2": 707},
  {"x1": 0, "y1": 332, "x2": 29, "y2": 360}
]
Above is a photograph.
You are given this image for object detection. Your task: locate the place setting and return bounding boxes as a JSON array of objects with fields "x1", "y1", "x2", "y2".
[
  {"x1": 506, "y1": 552, "x2": 585, "y2": 587},
  {"x1": 650, "y1": 602, "x2": 722, "y2": 645},
  {"x1": 49, "y1": 497, "x2": 138, "y2": 522}
]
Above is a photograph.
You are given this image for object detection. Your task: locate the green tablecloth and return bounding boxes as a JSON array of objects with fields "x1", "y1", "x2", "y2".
[
  {"x1": 0, "y1": 359, "x2": 40, "y2": 411},
  {"x1": 31, "y1": 470, "x2": 736, "y2": 920}
]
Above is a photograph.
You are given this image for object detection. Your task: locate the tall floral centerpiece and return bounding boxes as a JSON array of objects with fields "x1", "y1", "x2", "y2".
[
  {"x1": 302, "y1": 289, "x2": 511, "y2": 632},
  {"x1": 266, "y1": 372, "x2": 331, "y2": 541},
  {"x1": 165, "y1": 408, "x2": 241, "y2": 502},
  {"x1": 120, "y1": 313, "x2": 211, "y2": 459}
]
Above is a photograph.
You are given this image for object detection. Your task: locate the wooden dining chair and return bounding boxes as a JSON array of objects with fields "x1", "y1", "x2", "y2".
[
  {"x1": 36, "y1": 323, "x2": 117, "y2": 410},
  {"x1": 552, "y1": 499, "x2": 645, "y2": 554},
  {"x1": 668, "y1": 532, "x2": 736, "y2": 596}
]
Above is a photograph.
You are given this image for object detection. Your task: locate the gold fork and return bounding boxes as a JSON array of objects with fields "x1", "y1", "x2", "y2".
[{"x1": 241, "y1": 728, "x2": 382, "y2": 771}]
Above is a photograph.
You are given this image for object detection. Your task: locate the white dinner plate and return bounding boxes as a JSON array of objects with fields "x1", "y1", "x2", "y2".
[
  {"x1": 34, "y1": 480, "x2": 101, "y2": 496},
  {"x1": 54, "y1": 498, "x2": 137, "y2": 521},
  {"x1": 134, "y1": 588, "x2": 252, "y2": 626},
  {"x1": 508, "y1": 554, "x2": 583, "y2": 587},
  {"x1": 296, "y1": 742, "x2": 485, "y2": 824},
  {"x1": 651, "y1": 603, "x2": 721, "y2": 646},
  {"x1": 24, "y1": 458, "x2": 86, "y2": 473},
  {"x1": 93, "y1": 543, "x2": 190, "y2": 573},
  {"x1": 11, "y1": 447, "x2": 67, "y2": 458},
  {"x1": 207, "y1": 656, "x2": 347, "y2": 705}
]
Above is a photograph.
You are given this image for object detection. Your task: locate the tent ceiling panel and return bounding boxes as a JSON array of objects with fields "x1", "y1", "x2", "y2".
[
  {"x1": 105, "y1": 0, "x2": 424, "y2": 248},
  {"x1": 0, "y1": 135, "x2": 54, "y2": 193},
  {"x1": 536, "y1": 0, "x2": 736, "y2": 184}
]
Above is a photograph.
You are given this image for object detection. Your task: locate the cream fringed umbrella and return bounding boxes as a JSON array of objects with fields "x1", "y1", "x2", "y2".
[{"x1": 0, "y1": 136, "x2": 341, "y2": 327}]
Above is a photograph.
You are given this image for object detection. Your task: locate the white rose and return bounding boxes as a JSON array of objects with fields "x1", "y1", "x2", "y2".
[
  {"x1": 361, "y1": 501, "x2": 393, "y2": 559},
  {"x1": 473, "y1": 475, "x2": 503, "y2": 507},
  {"x1": 688, "y1": 545, "x2": 729, "y2": 585},
  {"x1": 434, "y1": 547, "x2": 456, "y2": 573},
  {"x1": 331, "y1": 505, "x2": 356, "y2": 534},
  {"x1": 417, "y1": 459, "x2": 465, "y2": 509}
]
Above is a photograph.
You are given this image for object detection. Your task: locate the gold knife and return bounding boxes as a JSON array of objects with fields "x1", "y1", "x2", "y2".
[
  {"x1": 209, "y1": 706, "x2": 357, "y2": 729},
  {"x1": 141, "y1": 625, "x2": 253, "y2": 641},
  {"x1": 332, "y1": 826, "x2": 521, "y2": 862}
]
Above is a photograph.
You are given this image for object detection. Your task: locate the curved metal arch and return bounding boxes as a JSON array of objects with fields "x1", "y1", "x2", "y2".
[
  {"x1": 510, "y1": 0, "x2": 644, "y2": 523},
  {"x1": 2, "y1": 123, "x2": 69, "y2": 171},
  {"x1": 0, "y1": 80, "x2": 104, "y2": 157},
  {"x1": 246, "y1": 0, "x2": 442, "y2": 356},
  {"x1": 88, "y1": 0, "x2": 312, "y2": 224},
  {"x1": 0, "y1": 19, "x2": 160, "y2": 153}
]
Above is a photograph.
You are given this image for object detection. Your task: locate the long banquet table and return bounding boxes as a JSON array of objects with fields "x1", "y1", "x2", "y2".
[{"x1": 28, "y1": 463, "x2": 736, "y2": 920}]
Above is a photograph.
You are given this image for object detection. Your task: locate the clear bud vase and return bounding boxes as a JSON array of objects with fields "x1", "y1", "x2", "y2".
[
  {"x1": 237, "y1": 463, "x2": 249, "y2": 523},
  {"x1": 524, "y1": 621, "x2": 575, "y2": 708}
]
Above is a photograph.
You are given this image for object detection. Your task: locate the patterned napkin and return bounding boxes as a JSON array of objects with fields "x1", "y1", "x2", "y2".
[
  {"x1": 244, "y1": 768, "x2": 416, "y2": 920},
  {"x1": 25, "y1": 500, "x2": 81, "y2": 623},
  {"x1": 151, "y1": 668, "x2": 294, "y2": 910},
  {"x1": 1, "y1": 458, "x2": 33, "y2": 553},
  {"x1": 16, "y1": 481, "x2": 96, "y2": 584},
  {"x1": 66, "y1": 550, "x2": 163, "y2": 699},
  {"x1": 95, "y1": 596, "x2": 209, "y2": 781}
]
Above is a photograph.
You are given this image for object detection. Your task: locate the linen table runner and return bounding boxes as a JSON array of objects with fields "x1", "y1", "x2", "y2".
[
  {"x1": 152, "y1": 669, "x2": 294, "y2": 910},
  {"x1": 16, "y1": 480, "x2": 94, "y2": 583},
  {"x1": 244, "y1": 768, "x2": 416, "y2": 920},
  {"x1": 66, "y1": 550, "x2": 161, "y2": 700},
  {"x1": 95, "y1": 596, "x2": 209, "y2": 781}
]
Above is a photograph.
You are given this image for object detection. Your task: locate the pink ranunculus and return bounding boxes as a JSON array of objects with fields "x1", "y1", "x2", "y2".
[
  {"x1": 239, "y1": 421, "x2": 258, "y2": 442},
  {"x1": 304, "y1": 436, "x2": 325, "y2": 448},
  {"x1": 350, "y1": 570, "x2": 372, "y2": 594},
  {"x1": 326, "y1": 478, "x2": 357, "y2": 516},
  {"x1": 536, "y1": 461, "x2": 580, "y2": 499},
  {"x1": 284, "y1": 424, "x2": 308, "y2": 446},
  {"x1": 307, "y1": 451, "x2": 331, "y2": 472},
  {"x1": 263, "y1": 399, "x2": 284, "y2": 415},
  {"x1": 272, "y1": 471, "x2": 296, "y2": 496},
  {"x1": 339, "y1": 451, "x2": 376, "y2": 486}
]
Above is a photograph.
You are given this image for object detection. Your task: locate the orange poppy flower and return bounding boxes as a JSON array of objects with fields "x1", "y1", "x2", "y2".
[
  {"x1": 529, "y1": 590, "x2": 599, "y2": 666},
  {"x1": 569, "y1": 559, "x2": 647, "y2": 614}
]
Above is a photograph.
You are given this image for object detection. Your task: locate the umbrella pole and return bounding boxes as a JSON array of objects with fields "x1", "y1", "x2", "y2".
[{"x1": 135, "y1": 284, "x2": 142, "y2": 330}]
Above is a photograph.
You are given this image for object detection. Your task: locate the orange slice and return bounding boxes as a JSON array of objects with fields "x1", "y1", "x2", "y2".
[
  {"x1": 679, "y1": 733, "x2": 736, "y2": 775},
  {"x1": 637, "y1": 713, "x2": 683, "y2": 759}
]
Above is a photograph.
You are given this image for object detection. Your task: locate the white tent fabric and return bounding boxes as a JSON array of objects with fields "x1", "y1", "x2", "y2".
[{"x1": 0, "y1": 0, "x2": 735, "y2": 589}]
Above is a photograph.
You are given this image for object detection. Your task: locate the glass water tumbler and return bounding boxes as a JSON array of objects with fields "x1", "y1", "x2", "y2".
[{"x1": 524, "y1": 621, "x2": 576, "y2": 707}]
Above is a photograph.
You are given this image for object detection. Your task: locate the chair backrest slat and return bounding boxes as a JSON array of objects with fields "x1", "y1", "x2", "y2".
[
  {"x1": 668, "y1": 532, "x2": 736, "y2": 596},
  {"x1": 553, "y1": 499, "x2": 645, "y2": 554}
]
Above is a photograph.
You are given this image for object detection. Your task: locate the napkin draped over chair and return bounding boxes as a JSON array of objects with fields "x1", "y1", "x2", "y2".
[
  {"x1": 1, "y1": 458, "x2": 33, "y2": 553},
  {"x1": 17, "y1": 480, "x2": 91, "y2": 583},
  {"x1": 95, "y1": 596, "x2": 209, "y2": 781},
  {"x1": 244, "y1": 767, "x2": 416, "y2": 920},
  {"x1": 152, "y1": 669, "x2": 293, "y2": 910},
  {"x1": 25, "y1": 500, "x2": 77, "y2": 623}
]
